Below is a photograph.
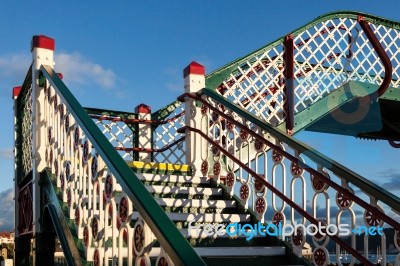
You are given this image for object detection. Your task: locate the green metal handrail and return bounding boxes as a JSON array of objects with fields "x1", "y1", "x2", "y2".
[
  {"x1": 200, "y1": 87, "x2": 400, "y2": 213},
  {"x1": 40, "y1": 65, "x2": 205, "y2": 266}
]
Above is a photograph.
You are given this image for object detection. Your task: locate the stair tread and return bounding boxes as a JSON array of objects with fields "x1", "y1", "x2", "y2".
[
  {"x1": 137, "y1": 173, "x2": 210, "y2": 184},
  {"x1": 131, "y1": 212, "x2": 250, "y2": 223},
  {"x1": 146, "y1": 185, "x2": 222, "y2": 196},
  {"x1": 179, "y1": 228, "x2": 265, "y2": 239},
  {"x1": 148, "y1": 246, "x2": 285, "y2": 257},
  {"x1": 155, "y1": 198, "x2": 236, "y2": 208}
]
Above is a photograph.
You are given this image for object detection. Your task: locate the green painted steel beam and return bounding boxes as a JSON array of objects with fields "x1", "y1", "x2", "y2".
[
  {"x1": 278, "y1": 81, "x2": 381, "y2": 133},
  {"x1": 40, "y1": 65, "x2": 206, "y2": 266},
  {"x1": 205, "y1": 11, "x2": 400, "y2": 90},
  {"x1": 200, "y1": 87, "x2": 400, "y2": 213}
]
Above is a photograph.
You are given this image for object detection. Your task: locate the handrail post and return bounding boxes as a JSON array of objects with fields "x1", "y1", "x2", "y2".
[
  {"x1": 284, "y1": 34, "x2": 295, "y2": 135},
  {"x1": 183, "y1": 62, "x2": 205, "y2": 176},
  {"x1": 134, "y1": 103, "x2": 153, "y2": 161},
  {"x1": 31, "y1": 35, "x2": 55, "y2": 265}
]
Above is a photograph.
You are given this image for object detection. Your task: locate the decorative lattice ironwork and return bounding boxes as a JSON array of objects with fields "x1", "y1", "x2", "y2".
[
  {"x1": 153, "y1": 104, "x2": 186, "y2": 164},
  {"x1": 184, "y1": 91, "x2": 400, "y2": 265},
  {"x1": 19, "y1": 84, "x2": 33, "y2": 178}
]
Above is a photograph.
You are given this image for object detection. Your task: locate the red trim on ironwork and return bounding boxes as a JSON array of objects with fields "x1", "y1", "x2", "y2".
[
  {"x1": 183, "y1": 61, "x2": 205, "y2": 77},
  {"x1": 115, "y1": 136, "x2": 185, "y2": 153},
  {"x1": 179, "y1": 124, "x2": 372, "y2": 265},
  {"x1": 12, "y1": 86, "x2": 22, "y2": 99},
  {"x1": 284, "y1": 34, "x2": 295, "y2": 134},
  {"x1": 31, "y1": 35, "x2": 55, "y2": 51},
  {"x1": 358, "y1": 16, "x2": 392, "y2": 97},
  {"x1": 135, "y1": 103, "x2": 151, "y2": 114},
  {"x1": 89, "y1": 110, "x2": 184, "y2": 125},
  {"x1": 180, "y1": 93, "x2": 400, "y2": 229},
  {"x1": 57, "y1": 73, "x2": 63, "y2": 80}
]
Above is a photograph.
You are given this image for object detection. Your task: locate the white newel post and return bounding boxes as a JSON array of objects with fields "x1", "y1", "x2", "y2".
[
  {"x1": 31, "y1": 35, "x2": 55, "y2": 239},
  {"x1": 183, "y1": 62, "x2": 205, "y2": 177},
  {"x1": 135, "y1": 103, "x2": 152, "y2": 162}
]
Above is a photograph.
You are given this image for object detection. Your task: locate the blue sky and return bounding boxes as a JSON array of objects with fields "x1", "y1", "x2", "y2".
[{"x1": 0, "y1": 1, "x2": 399, "y2": 231}]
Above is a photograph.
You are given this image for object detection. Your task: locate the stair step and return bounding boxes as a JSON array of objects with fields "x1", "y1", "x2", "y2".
[
  {"x1": 148, "y1": 246, "x2": 285, "y2": 257},
  {"x1": 155, "y1": 198, "x2": 236, "y2": 208},
  {"x1": 146, "y1": 185, "x2": 222, "y2": 196},
  {"x1": 179, "y1": 228, "x2": 265, "y2": 239},
  {"x1": 131, "y1": 212, "x2": 251, "y2": 223},
  {"x1": 137, "y1": 173, "x2": 210, "y2": 185}
]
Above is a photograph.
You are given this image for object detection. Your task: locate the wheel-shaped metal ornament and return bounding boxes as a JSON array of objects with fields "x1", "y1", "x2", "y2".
[
  {"x1": 336, "y1": 191, "x2": 353, "y2": 209},
  {"x1": 226, "y1": 121, "x2": 234, "y2": 130},
  {"x1": 74, "y1": 207, "x2": 80, "y2": 225},
  {"x1": 254, "y1": 177, "x2": 265, "y2": 193},
  {"x1": 133, "y1": 220, "x2": 153, "y2": 256},
  {"x1": 47, "y1": 127, "x2": 52, "y2": 144},
  {"x1": 395, "y1": 230, "x2": 400, "y2": 250},
  {"x1": 239, "y1": 129, "x2": 249, "y2": 141},
  {"x1": 313, "y1": 247, "x2": 329, "y2": 266},
  {"x1": 60, "y1": 174, "x2": 65, "y2": 191},
  {"x1": 54, "y1": 159, "x2": 58, "y2": 177},
  {"x1": 156, "y1": 255, "x2": 172, "y2": 266},
  {"x1": 82, "y1": 140, "x2": 89, "y2": 164},
  {"x1": 105, "y1": 174, "x2": 113, "y2": 200},
  {"x1": 91, "y1": 217, "x2": 99, "y2": 240},
  {"x1": 59, "y1": 104, "x2": 64, "y2": 122},
  {"x1": 211, "y1": 145, "x2": 220, "y2": 156},
  {"x1": 135, "y1": 255, "x2": 151, "y2": 266},
  {"x1": 290, "y1": 161, "x2": 303, "y2": 177},
  {"x1": 240, "y1": 184, "x2": 250, "y2": 200},
  {"x1": 200, "y1": 104, "x2": 207, "y2": 115},
  {"x1": 364, "y1": 210, "x2": 384, "y2": 227},
  {"x1": 312, "y1": 221, "x2": 327, "y2": 242},
  {"x1": 65, "y1": 161, "x2": 71, "y2": 182},
  {"x1": 46, "y1": 85, "x2": 51, "y2": 103},
  {"x1": 201, "y1": 161, "x2": 208, "y2": 176},
  {"x1": 291, "y1": 229, "x2": 304, "y2": 247},
  {"x1": 83, "y1": 226, "x2": 89, "y2": 247},
  {"x1": 74, "y1": 127, "x2": 80, "y2": 150},
  {"x1": 49, "y1": 149, "x2": 53, "y2": 165},
  {"x1": 211, "y1": 111, "x2": 219, "y2": 122},
  {"x1": 67, "y1": 189, "x2": 71, "y2": 207},
  {"x1": 134, "y1": 221, "x2": 145, "y2": 255},
  {"x1": 213, "y1": 162, "x2": 221, "y2": 176},
  {"x1": 93, "y1": 249, "x2": 100, "y2": 266},
  {"x1": 255, "y1": 197, "x2": 266, "y2": 214},
  {"x1": 53, "y1": 93, "x2": 57, "y2": 111},
  {"x1": 65, "y1": 114, "x2": 70, "y2": 134},
  {"x1": 254, "y1": 139, "x2": 265, "y2": 152},
  {"x1": 272, "y1": 149, "x2": 283, "y2": 163},
  {"x1": 91, "y1": 156, "x2": 98, "y2": 181},
  {"x1": 311, "y1": 174, "x2": 329, "y2": 193},
  {"x1": 119, "y1": 197, "x2": 129, "y2": 223},
  {"x1": 272, "y1": 212, "x2": 285, "y2": 226},
  {"x1": 226, "y1": 172, "x2": 235, "y2": 187}
]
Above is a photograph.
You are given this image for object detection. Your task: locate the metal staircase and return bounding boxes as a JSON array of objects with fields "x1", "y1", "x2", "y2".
[{"x1": 13, "y1": 11, "x2": 400, "y2": 266}]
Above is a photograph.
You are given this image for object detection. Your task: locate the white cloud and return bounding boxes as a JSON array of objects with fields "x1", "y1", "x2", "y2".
[
  {"x1": 0, "y1": 189, "x2": 14, "y2": 231},
  {"x1": 0, "y1": 148, "x2": 13, "y2": 160},
  {"x1": 55, "y1": 52, "x2": 116, "y2": 90},
  {"x1": 0, "y1": 51, "x2": 117, "y2": 93},
  {"x1": 0, "y1": 53, "x2": 30, "y2": 81}
]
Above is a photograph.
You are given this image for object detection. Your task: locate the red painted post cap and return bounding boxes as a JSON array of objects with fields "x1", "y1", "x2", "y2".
[
  {"x1": 135, "y1": 103, "x2": 151, "y2": 114},
  {"x1": 12, "y1": 86, "x2": 22, "y2": 99},
  {"x1": 31, "y1": 35, "x2": 55, "y2": 51},
  {"x1": 183, "y1": 61, "x2": 205, "y2": 78}
]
